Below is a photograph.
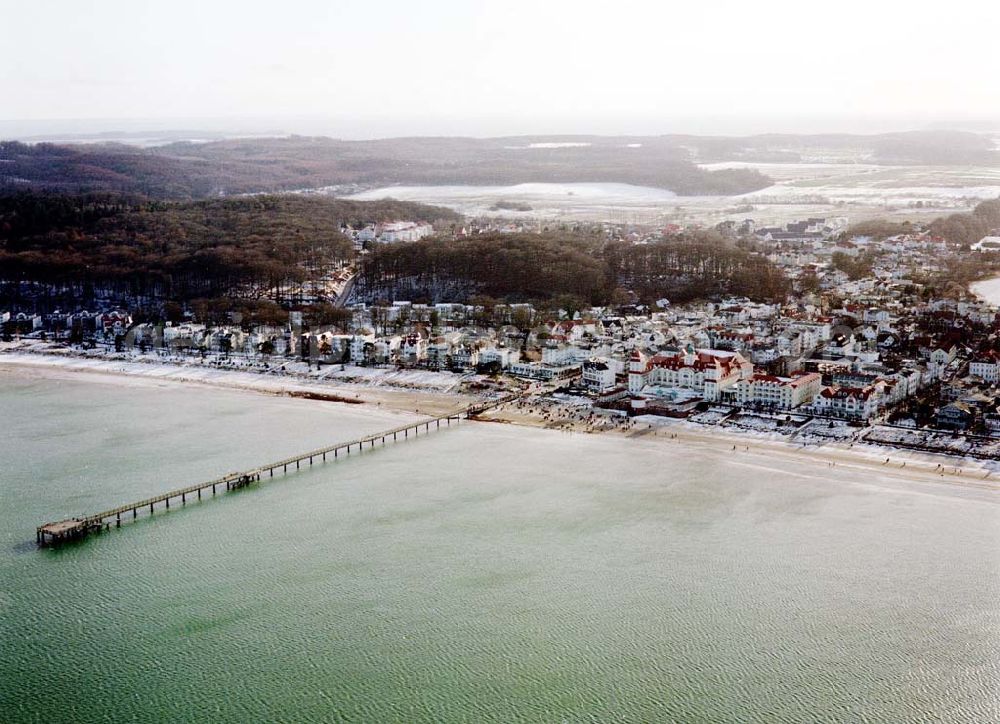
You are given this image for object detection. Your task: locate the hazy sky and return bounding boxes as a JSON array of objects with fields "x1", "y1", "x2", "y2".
[{"x1": 3, "y1": 0, "x2": 999, "y2": 137}]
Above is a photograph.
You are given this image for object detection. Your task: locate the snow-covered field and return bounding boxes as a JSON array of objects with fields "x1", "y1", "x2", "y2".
[
  {"x1": 345, "y1": 182, "x2": 678, "y2": 218},
  {"x1": 338, "y1": 163, "x2": 1000, "y2": 225}
]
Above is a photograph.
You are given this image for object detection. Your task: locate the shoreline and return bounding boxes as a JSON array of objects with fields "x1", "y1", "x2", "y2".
[
  {"x1": 0, "y1": 349, "x2": 475, "y2": 417},
  {"x1": 969, "y1": 274, "x2": 1000, "y2": 307},
  {"x1": 4, "y1": 348, "x2": 999, "y2": 495},
  {"x1": 479, "y1": 401, "x2": 1000, "y2": 494}
]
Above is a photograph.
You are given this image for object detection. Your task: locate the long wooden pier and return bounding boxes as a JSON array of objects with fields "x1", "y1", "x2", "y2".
[{"x1": 36, "y1": 394, "x2": 516, "y2": 547}]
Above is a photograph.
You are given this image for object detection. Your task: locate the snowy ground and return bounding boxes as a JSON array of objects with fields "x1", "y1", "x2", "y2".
[
  {"x1": 334, "y1": 164, "x2": 1000, "y2": 225},
  {"x1": 723, "y1": 412, "x2": 809, "y2": 433},
  {"x1": 687, "y1": 408, "x2": 733, "y2": 425},
  {"x1": 866, "y1": 426, "x2": 1000, "y2": 459},
  {"x1": 0, "y1": 342, "x2": 477, "y2": 395},
  {"x1": 797, "y1": 419, "x2": 858, "y2": 441}
]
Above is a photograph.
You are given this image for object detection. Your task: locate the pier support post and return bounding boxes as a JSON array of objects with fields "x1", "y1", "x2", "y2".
[
  {"x1": 198, "y1": 489, "x2": 201, "y2": 500},
  {"x1": 182, "y1": 493, "x2": 185, "y2": 505},
  {"x1": 133, "y1": 508, "x2": 137, "y2": 519},
  {"x1": 166, "y1": 497, "x2": 169, "y2": 509},
  {"x1": 116, "y1": 512, "x2": 120, "y2": 527},
  {"x1": 150, "y1": 502, "x2": 154, "y2": 514}
]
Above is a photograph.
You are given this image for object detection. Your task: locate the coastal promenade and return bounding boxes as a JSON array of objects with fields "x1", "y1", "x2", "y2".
[{"x1": 36, "y1": 394, "x2": 517, "y2": 546}]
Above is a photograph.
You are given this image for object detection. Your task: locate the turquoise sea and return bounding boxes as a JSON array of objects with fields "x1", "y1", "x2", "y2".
[{"x1": 2, "y1": 368, "x2": 999, "y2": 722}]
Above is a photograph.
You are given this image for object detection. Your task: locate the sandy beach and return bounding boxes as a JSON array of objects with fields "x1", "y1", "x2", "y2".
[
  {"x1": 0, "y1": 349, "x2": 476, "y2": 418},
  {"x1": 4, "y1": 348, "x2": 999, "y2": 499},
  {"x1": 480, "y1": 398, "x2": 1000, "y2": 495}
]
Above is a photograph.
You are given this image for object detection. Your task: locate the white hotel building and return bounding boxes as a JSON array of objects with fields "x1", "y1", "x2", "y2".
[
  {"x1": 628, "y1": 346, "x2": 753, "y2": 402},
  {"x1": 734, "y1": 372, "x2": 822, "y2": 409}
]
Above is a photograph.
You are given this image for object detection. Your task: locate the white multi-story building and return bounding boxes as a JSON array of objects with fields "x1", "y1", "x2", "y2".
[
  {"x1": 581, "y1": 357, "x2": 617, "y2": 393},
  {"x1": 734, "y1": 372, "x2": 822, "y2": 409},
  {"x1": 628, "y1": 346, "x2": 753, "y2": 402},
  {"x1": 969, "y1": 352, "x2": 1000, "y2": 382},
  {"x1": 479, "y1": 347, "x2": 519, "y2": 369},
  {"x1": 450, "y1": 345, "x2": 479, "y2": 370},
  {"x1": 377, "y1": 221, "x2": 435, "y2": 243},
  {"x1": 812, "y1": 385, "x2": 882, "y2": 420},
  {"x1": 349, "y1": 334, "x2": 375, "y2": 363},
  {"x1": 426, "y1": 341, "x2": 452, "y2": 369},
  {"x1": 399, "y1": 334, "x2": 427, "y2": 364},
  {"x1": 509, "y1": 362, "x2": 579, "y2": 381},
  {"x1": 373, "y1": 336, "x2": 401, "y2": 364}
]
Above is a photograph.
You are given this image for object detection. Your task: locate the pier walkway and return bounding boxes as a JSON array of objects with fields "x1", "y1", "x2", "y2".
[{"x1": 37, "y1": 394, "x2": 517, "y2": 546}]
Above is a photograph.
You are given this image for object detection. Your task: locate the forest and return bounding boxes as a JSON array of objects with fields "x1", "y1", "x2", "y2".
[
  {"x1": 1, "y1": 189, "x2": 788, "y2": 313},
  {"x1": 928, "y1": 198, "x2": 1000, "y2": 247},
  {"x1": 686, "y1": 130, "x2": 997, "y2": 165},
  {"x1": 844, "y1": 198, "x2": 1000, "y2": 246},
  {"x1": 0, "y1": 192, "x2": 458, "y2": 303},
  {"x1": 0, "y1": 137, "x2": 771, "y2": 199},
  {"x1": 356, "y1": 231, "x2": 789, "y2": 307}
]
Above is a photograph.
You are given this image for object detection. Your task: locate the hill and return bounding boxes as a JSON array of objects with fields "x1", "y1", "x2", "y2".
[
  {"x1": 0, "y1": 136, "x2": 771, "y2": 199},
  {"x1": 0, "y1": 192, "x2": 458, "y2": 305},
  {"x1": 355, "y1": 231, "x2": 789, "y2": 307}
]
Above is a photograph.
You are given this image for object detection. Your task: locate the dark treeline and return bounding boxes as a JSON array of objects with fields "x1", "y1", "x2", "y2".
[
  {"x1": 844, "y1": 198, "x2": 1000, "y2": 246},
  {"x1": 0, "y1": 141, "x2": 211, "y2": 198},
  {"x1": 603, "y1": 234, "x2": 790, "y2": 303},
  {"x1": 358, "y1": 234, "x2": 608, "y2": 304},
  {"x1": 0, "y1": 137, "x2": 771, "y2": 198},
  {"x1": 929, "y1": 198, "x2": 1000, "y2": 247},
  {"x1": 692, "y1": 130, "x2": 997, "y2": 165},
  {"x1": 0, "y1": 192, "x2": 458, "y2": 304},
  {"x1": 358, "y1": 232, "x2": 789, "y2": 306}
]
